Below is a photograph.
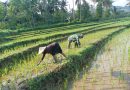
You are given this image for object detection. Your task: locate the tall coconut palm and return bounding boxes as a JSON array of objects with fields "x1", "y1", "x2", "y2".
[
  {"x1": 75, "y1": 0, "x2": 89, "y2": 21},
  {"x1": 3, "y1": 0, "x2": 8, "y2": 22},
  {"x1": 75, "y1": 0, "x2": 81, "y2": 21},
  {"x1": 103, "y1": 0, "x2": 113, "y2": 9},
  {"x1": 91, "y1": 0, "x2": 113, "y2": 8},
  {"x1": 72, "y1": 0, "x2": 75, "y2": 20},
  {"x1": 91, "y1": 0, "x2": 113, "y2": 18},
  {"x1": 60, "y1": 0, "x2": 67, "y2": 22}
]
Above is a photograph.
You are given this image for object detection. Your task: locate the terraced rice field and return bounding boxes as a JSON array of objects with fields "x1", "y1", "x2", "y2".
[
  {"x1": 71, "y1": 28, "x2": 130, "y2": 90},
  {"x1": 0, "y1": 17, "x2": 130, "y2": 90}
]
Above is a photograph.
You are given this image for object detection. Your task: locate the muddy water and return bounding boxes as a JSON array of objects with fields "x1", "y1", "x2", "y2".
[{"x1": 70, "y1": 29, "x2": 130, "y2": 90}]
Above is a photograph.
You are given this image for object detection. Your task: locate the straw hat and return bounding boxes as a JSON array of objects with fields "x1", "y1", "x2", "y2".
[{"x1": 38, "y1": 46, "x2": 46, "y2": 54}]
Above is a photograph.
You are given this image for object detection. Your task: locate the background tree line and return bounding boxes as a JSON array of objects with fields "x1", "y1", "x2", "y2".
[{"x1": 0, "y1": 0, "x2": 129, "y2": 29}]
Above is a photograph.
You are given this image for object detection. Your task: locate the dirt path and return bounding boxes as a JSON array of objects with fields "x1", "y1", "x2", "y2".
[{"x1": 71, "y1": 29, "x2": 130, "y2": 90}]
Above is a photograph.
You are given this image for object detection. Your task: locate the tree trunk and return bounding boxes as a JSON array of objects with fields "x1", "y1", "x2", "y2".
[
  {"x1": 73, "y1": 0, "x2": 75, "y2": 20},
  {"x1": 79, "y1": 0, "x2": 82, "y2": 21}
]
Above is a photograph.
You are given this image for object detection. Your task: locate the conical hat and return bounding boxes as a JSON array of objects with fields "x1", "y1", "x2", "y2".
[{"x1": 38, "y1": 46, "x2": 46, "y2": 54}]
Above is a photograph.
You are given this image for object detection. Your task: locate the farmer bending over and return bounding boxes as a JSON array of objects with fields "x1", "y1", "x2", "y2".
[
  {"x1": 68, "y1": 33, "x2": 83, "y2": 48},
  {"x1": 37, "y1": 42, "x2": 66, "y2": 65}
]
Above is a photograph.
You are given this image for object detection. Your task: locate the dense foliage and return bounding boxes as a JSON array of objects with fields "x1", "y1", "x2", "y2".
[{"x1": 0, "y1": 0, "x2": 129, "y2": 29}]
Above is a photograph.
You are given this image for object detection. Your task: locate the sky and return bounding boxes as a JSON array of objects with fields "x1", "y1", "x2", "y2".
[
  {"x1": 0, "y1": 0, "x2": 129, "y2": 8},
  {"x1": 112, "y1": 0, "x2": 129, "y2": 7},
  {"x1": 66, "y1": 0, "x2": 129, "y2": 10},
  {"x1": 0, "y1": 0, "x2": 7, "y2": 3},
  {"x1": 67, "y1": 0, "x2": 129, "y2": 9}
]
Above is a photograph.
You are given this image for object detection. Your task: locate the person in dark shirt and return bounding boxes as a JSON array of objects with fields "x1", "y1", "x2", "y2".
[
  {"x1": 37, "y1": 42, "x2": 66, "y2": 65},
  {"x1": 68, "y1": 33, "x2": 83, "y2": 48}
]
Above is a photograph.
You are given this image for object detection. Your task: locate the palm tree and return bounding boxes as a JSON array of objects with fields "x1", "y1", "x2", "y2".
[
  {"x1": 3, "y1": 0, "x2": 8, "y2": 22},
  {"x1": 60, "y1": 0, "x2": 67, "y2": 22},
  {"x1": 75, "y1": 0, "x2": 82, "y2": 21},
  {"x1": 72, "y1": 0, "x2": 75, "y2": 20},
  {"x1": 103, "y1": 0, "x2": 113, "y2": 9},
  {"x1": 91, "y1": 0, "x2": 113, "y2": 8},
  {"x1": 60, "y1": 0, "x2": 67, "y2": 12},
  {"x1": 91, "y1": 0, "x2": 113, "y2": 18}
]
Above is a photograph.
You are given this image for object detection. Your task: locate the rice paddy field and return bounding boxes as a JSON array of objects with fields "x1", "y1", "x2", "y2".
[{"x1": 1, "y1": 17, "x2": 130, "y2": 90}]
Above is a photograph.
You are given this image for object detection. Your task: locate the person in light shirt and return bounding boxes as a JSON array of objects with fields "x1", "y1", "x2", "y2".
[{"x1": 68, "y1": 33, "x2": 83, "y2": 48}]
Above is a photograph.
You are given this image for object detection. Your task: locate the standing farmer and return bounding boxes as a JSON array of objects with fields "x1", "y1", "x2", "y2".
[
  {"x1": 68, "y1": 33, "x2": 83, "y2": 48},
  {"x1": 37, "y1": 42, "x2": 66, "y2": 65}
]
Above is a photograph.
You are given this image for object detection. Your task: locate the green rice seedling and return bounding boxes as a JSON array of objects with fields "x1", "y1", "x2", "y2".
[
  {"x1": 1, "y1": 18, "x2": 130, "y2": 89},
  {"x1": 0, "y1": 18, "x2": 127, "y2": 49},
  {"x1": 0, "y1": 23, "x2": 122, "y2": 65},
  {"x1": 24, "y1": 24, "x2": 130, "y2": 89}
]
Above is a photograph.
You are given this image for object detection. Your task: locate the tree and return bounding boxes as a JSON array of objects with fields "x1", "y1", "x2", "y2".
[
  {"x1": 112, "y1": 6, "x2": 117, "y2": 18},
  {"x1": 102, "y1": 0, "x2": 113, "y2": 18},
  {"x1": 7, "y1": 0, "x2": 38, "y2": 28},
  {"x1": 75, "y1": 0, "x2": 92, "y2": 21},
  {"x1": 91, "y1": 0, "x2": 113, "y2": 8},
  {"x1": 96, "y1": 1, "x2": 103, "y2": 19},
  {"x1": 104, "y1": 8, "x2": 110, "y2": 18},
  {"x1": 75, "y1": 0, "x2": 81, "y2": 21},
  {"x1": 7, "y1": 0, "x2": 68, "y2": 28},
  {"x1": 72, "y1": 0, "x2": 75, "y2": 20},
  {"x1": 91, "y1": 0, "x2": 113, "y2": 19},
  {"x1": 59, "y1": 0, "x2": 68, "y2": 22},
  {"x1": 80, "y1": 0, "x2": 91, "y2": 21},
  {"x1": 0, "y1": 0, "x2": 82, "y2": 29},
  {"x1": 0, "y1": 2, "x2": 5, "y2": 21}
]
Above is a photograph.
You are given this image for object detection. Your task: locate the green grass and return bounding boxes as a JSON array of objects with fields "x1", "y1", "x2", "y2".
[
  {"x1": 1, "y1": 17, "x2": 129, "y2": 46},
  {"x1": 0, "y1": 19, "x2": 129, "y2": 56},
  {"x1": 129, "y1": 48, "x2": 130, "y2": 62},
  {"x1": 0, "y1": 20, "x2": 125, "y2": 63},
  {"x1": 0, "y1": 17, "x2": 130, "y2": 89},
  {"x1": 0, "y1": 18, "x2": 128, "y2": 51},
  {"x1": 27, "y1": 25, "x2": 130, "y2": 90},
  {"x1": 0, "y1": 20, "x2": 128, "y2": 70},
  {"x1": 0, "y1": 25, "x2": 120, "y2": 59},
  {"x1": 0, "y1": 24, "x2": 126, "y2": 84},
  {"x1": 0, "y1": 21, "x2": 115, "y2": 47}
]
